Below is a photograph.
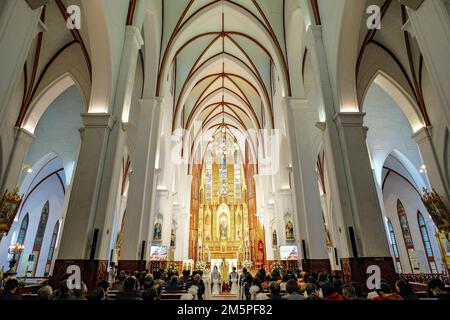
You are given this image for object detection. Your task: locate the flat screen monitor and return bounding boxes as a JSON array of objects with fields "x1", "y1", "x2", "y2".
[
  {"x1": 149, "y1": 246, "x2": 167, "y2": 261},
  {"x1": 280, "y1": 245, "x2": 299, "y2": 260}
]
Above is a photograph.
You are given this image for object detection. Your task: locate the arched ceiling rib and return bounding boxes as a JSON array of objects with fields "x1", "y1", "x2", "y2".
[{"x1": 158, "y1": 1, "x2": 290, "y2": 164}]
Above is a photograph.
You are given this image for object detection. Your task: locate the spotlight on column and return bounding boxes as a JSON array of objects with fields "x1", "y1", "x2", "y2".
[{"x1": 26, "y1": 0, "x2": 52, "y2": 10}]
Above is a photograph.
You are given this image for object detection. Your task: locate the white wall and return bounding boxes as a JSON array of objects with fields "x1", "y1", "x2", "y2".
[
  {"x1": 364, "y1": 83, "x2": 425, "y2": 186},
  {"x1": 383, "y1": 172, "x2": 444, "y2": 273},
  {"x1": 24, "y1": 85, "x2": 83, "y2": 185},
  {"x1": 0, "y1": 156, "x2": 65, "y2": 276}
]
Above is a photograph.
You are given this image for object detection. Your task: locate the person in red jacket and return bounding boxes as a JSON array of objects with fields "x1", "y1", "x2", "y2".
[{"x1": 321, "y1": 282, "x2": 344, "y2": 300}]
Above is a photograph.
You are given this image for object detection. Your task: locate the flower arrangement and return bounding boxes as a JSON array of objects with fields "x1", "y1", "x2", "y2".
[
  {"x1": 195, "y1": 260, "x2": 207, "y2": 271},
  {"x1": 271, "y1": 261, "x2": 282, "y2": 274},
  {"x1": 242, "y1": 259, "x2": 253, "y2": 270},
  {"x1": 166, "y1": 263, "x2": 177, "y2": 274}
]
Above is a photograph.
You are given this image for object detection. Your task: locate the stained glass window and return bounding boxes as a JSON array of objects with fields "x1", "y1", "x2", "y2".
[
  {"x1": 14, "y1": 214, "x2": 29, "y2": 271},
  {"x1": 44, "y1": 221, "x2": 59, "y2": 276},
  {"x1": 397, "y1": 200, "x2": 414, "y2": 249},
  {"x1": 31, "y1": 201, "x2": 50, "y2": 276},
  {"x1": 205, "y1": 151, "x2": 212, "y2": 200},
  {"x1": 234, "y1": 150, "x2": 241, "y2": 199},
  {"x1": 418, "y1": 212, "x2": 437, "y2": 273},
  {"x1": 387, "y1": 218, "x2": 402, "y2": 273}
]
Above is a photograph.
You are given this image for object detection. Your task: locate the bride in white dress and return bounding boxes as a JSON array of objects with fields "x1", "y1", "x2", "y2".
[{"x1": 211, "y1": 266, "x2": 221, "y2": 295}]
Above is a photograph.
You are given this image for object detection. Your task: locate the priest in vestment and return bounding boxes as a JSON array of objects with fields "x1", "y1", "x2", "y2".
[{"x1": 220, "y1": 258, "x2": 229, "y2": 285}]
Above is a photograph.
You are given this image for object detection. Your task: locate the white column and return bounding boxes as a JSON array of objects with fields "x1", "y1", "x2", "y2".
[
  {"x1": 333, "y1": 112, "x2": 391, "y2": 257},
  {"x1": 153, "y1": 188, "x2": 172, "y2": 247},
  {"x1": 60, "y1": 26, "x2": 143, "y2": 260},
  {"x1": 177, "y1": 174, "x2": 192, "y2": 261},
  {"x1": 282, "y1": 98, "x2": 329, "y2": 261},
  {"x1": 120, "y1": 98, "x2": 163, "y2": 260},
  {"x1": 306, "y1": 25, "x2": 390, "y2": 259},
  {"x1": 0, "y1": 128, "x2": 35, "y2": 194},
  {"x1": 406, "y1": 0, "x2": 450, "y2": 130},
  {"x1": 412, "y1": 127, "x2": 450, "y2": 206},
  {"x1": 0, "y1": 1, "x2": 43, "y2": 121},
  {"x1": 263, "y1": 202, "x2": 275, "y2": 261},
  {"x1": 57, "y1": 113, "x2": 116, "y2": 259}
]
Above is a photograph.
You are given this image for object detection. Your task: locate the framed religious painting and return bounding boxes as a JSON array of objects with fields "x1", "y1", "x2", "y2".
[{"x1": 0, "y1": 188, "x2": 23, "y2": 235}]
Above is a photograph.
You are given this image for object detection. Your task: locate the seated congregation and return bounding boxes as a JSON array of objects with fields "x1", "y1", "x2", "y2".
[{"x1": 1, "y1": 266, "x2": 449, "y2": 301}]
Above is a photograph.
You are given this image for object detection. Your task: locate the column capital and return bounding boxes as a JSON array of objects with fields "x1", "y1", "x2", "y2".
[
  {"x1": 276, "y1": 188, "x2": 292, "y2": 195},
  {"x1": 25, "y1": 0, "x2": 51, "y2": 10},
  {"x1": 81, "y1": 113, "x2": 116, "y2": 129},
  {"x1": 36, "y1": 20, "x2": 48, "y2": 35},
  {"x1": 333, "y1": 112, "x2": 366, "y2": 127},
  {"x1": 15, "y1": 127, "x2": 35, "y2": 144},
  {"x1": 282, "y1": 97, "x2": 313, "y2": 111},
  {"x1": 139, "y1": 97, "x2": 164, "y2": 112},
  {"x1": 125, "y1": 25, "x2": 144, "y2": 50},
  {"x1": 156, "y1": 188, "x2": 170, "y2": 197},
  {"x1": 411, "y1": 126, "x2": 433, "y2": 144},
  {"x1": 398, "y1": 0, "x2": 425, "y2": 10},
  {"x1": 305, "y1": 24, "x2": 323, "y2": 48}
]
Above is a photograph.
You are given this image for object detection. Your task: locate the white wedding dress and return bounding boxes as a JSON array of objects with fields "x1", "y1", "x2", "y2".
[
  {"x1": 202, "y1": 274, "x2": 211, "y2": 300},
  {"x1": 230, "y1": 272, "x2": 239, "y2": 294},
  {"x1": 211, "y1": 269, "x2": 221, "y2": 295}
]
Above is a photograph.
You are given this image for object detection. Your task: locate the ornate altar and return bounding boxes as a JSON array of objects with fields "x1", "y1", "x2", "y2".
[
  {"x1": 422, "y1": 188, "x2": 450, "y2": 271},
  {"x1": 0, "y1": 188, "x2": 23, "y2": 236},
  {"x1": 188, "y1": 130, "x2": 265, "y2": 269}
]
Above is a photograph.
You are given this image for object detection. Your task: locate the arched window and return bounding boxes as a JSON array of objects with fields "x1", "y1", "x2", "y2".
[
  {"x1": 397, "y1": 199, "x2": 415, "y2": 272},
  {"x1": 234, "y1": 150, "x2": 241, "y2": 199},
  {"x1": 14, "y1": 214, "x2": 29, "y2": 271},
  {"x1": 418, "y1": 212, "x2": 438, "y2": 273},
  {"x1": 205, "y1": 151, "x2": 212, "y2": 200},
  {"x1": 30, "y1": 201, "x2": 50, "y2": 276},
  {"x1": 387, "y1": 218, "x2": 402, "y2": 273},
  {"x1": 44, "y1": 221, "x2": 59, "y2": 276}
]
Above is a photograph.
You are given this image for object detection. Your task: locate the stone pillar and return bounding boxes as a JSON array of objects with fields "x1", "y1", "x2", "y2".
[
  {"x1": 405, "y1": 0, "x2": 450, "y2": 130},
  {"x1": 119, "y1": 98, "x2": 163, "y2": 269},
  {"x1": 0, "y1": 0, "x2": 43, "y2": 120},
  {"x1": 52, "y1": 113, "x2": 115, "y2": 285},
  {"x1": 263, "y1": 202, "x2": 275, "y2": 261},
  {"x1": 306, "y1": 25, "x2": 396, "y2": 286},
  {"x1": 54, "y1": 25, "x2": 144, "y2": 280},
  {"x1": 0, "y1": 128, "x2": 35, "y2": 194},
  {"x1": 154, "y1": 188, "x2": 172, "y2": 248},
  {"x1": 282, "y1": 98, "x2": 329, "y2": 271},
  {"x1": 412, "y1": 127, "x2": 450, "y2": 206},
  {"x1": 175, "y1": 174, "x2": 192, "y2": 261}
]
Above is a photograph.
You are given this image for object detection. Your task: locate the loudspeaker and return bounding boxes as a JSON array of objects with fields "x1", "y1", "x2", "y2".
[
  {"x1": 348, "y1": 227, "x2": 359, "y2": 259},
  {"x1": 26, "y1": 0, "x2": 52, "y2": 10},
  {"x1": 89, "y1": 229, "x2": 99, "y2": 261},
  {"x1": 301, "y1": 240, "x2": 308, "y2": 260},
  {"x1": 140, "y1": 241, "x2": 146, "y2": 261},
  {"x1": 334, "y1": 248, "x2": 339, "y2": 266}
]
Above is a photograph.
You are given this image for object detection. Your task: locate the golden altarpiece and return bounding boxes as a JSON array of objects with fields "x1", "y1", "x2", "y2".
[{"x1": 188, "y1": 135, "x2": 266, "y2": 270}]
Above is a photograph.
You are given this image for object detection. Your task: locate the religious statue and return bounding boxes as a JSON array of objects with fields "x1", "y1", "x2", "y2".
[
  {"x1": 219, "y1": 218, "x2": 228, "y2": 240},
  {"x1": 170, "y1": 229, "x2": 176, "y2": 247},
  {"x1": 285, "y1": 220, "x2": 294, "y2": 240},
  {"x1": 210, "y1": 265, "x2": 221, "y2": 295},
  {"x1": 272, "y1": 230, "x2": 278, "y2": 247},
  {"x1": 325, "y1": 227, "x2": 333, "y2": 250},
  {"x1": 153, "y1": 222, "x2": 162, "y2": 241}
]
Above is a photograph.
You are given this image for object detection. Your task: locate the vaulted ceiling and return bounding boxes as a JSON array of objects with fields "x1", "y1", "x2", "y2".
[{"x1": 157, "y1": 0, "x2": 291, "y2": 163}]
